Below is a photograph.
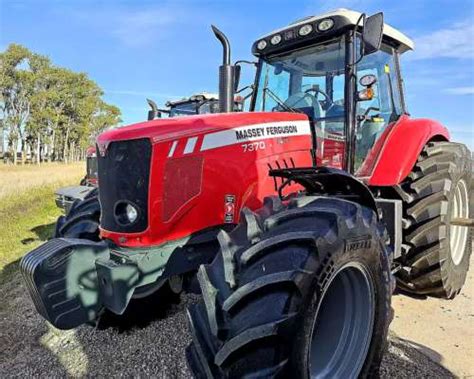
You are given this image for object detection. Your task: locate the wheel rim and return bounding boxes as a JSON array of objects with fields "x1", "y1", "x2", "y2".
[
  {"x1": 450, "y1": 179, "x2": 469, "y2": 265},
  {"x1": 308, "y1": 263, "x2": 375, "y2": 379}
]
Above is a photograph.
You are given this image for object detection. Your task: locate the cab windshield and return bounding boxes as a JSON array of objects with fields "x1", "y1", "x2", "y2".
[
  {"x1": 254, "y1": 37, "x2": 346, "y2": 128},
  {"x1": 253, "y1": 37, "x2": 347, "y2": 168},
  {"x1": 169, "y1": 100, "x2": 219, "y2": 117},
  {"x1": 169, "y1": 102, "x2": 200, "y2": 117}
]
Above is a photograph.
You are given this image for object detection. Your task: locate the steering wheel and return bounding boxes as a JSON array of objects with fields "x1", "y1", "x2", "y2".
[
  {"x1": 283, "y1": 91, "x2": 322, "y2": 118},
  {"x1": 305, "y1": 86, "x2": 333, "y2": 109}
]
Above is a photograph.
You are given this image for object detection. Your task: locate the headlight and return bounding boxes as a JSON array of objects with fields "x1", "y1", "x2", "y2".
[
  {"x1": 126, "y1": 204, "x2": 138, "y2": 223},
  {"x1": 299, "y1": 24, "x2": 313, "y2": 36},
  {"x1": 318, "y1": 18, "x2": 334, "y2": 32},
  {"x1": 115, "y1": 201, "x2": 139, "y2": 225},
  {"x1": 270, "y1": 34, "x2": 282, "y2": 45},
  {"x1": 257, "y1": 40, "x2": 267, "y2": 50}
]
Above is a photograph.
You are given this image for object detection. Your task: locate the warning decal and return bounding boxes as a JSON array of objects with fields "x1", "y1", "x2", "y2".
[{"x1": 224, "y1": 194, "x2": 236, "y2": 224}]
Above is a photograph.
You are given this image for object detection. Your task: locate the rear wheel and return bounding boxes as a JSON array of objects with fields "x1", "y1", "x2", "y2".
[
  {"x1": 186, "y1": 196, "x2": 393, "y2": 378},
  {"x1": 395, "y1": 141, "x2": 472, "y2": 298}
]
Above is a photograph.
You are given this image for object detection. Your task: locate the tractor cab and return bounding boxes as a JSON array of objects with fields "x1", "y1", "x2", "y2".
[
  {"x1": 248, "y1": 9, "x2": 414, "y2": 175},
  {"x1": 147, "y1": 92, "x2": 242, "y2": 120},
  {"x1": 166, "y1": 92, "x2": 220, "y2": 117}
]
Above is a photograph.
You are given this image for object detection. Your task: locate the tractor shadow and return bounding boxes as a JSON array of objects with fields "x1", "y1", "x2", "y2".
[
  {"x1": 393, "y1": 287, "x2": 429, "y2": 300},
  {"x1": 20, "y1": 222, "x2": 56, "y2": 245},
  {"x1": 96, "y1": 288, "x2": 184, "y2": 332}
]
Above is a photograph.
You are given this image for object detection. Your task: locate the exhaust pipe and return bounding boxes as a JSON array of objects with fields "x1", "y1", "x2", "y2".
[
  {"x1": 212, "y1": 25, "x2": 236, "y2": 113},
  {"x1": 147, "y1": 98, "x2": 159, "y2": 120}
]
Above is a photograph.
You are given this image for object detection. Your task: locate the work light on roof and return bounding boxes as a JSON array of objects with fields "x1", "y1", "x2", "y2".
[
  {"x1": 298, "y1": 24, "x2": 313, "y2": 36},
  {"x1": 318, "y1": 18, "x2": 334, "y2": 31},
  {"x1": 270, "y1": 34, "x2": 282, "y2": 45},
  {"x1": 257, "y1": 40, "x2": 267, "y2": 50}
]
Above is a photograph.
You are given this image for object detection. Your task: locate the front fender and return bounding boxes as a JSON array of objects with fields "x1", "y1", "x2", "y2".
[{"x1": 368, "y1": 116, "x2": 449, "y2": 186}]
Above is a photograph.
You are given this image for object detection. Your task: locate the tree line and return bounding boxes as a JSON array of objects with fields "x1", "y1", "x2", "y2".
[{"x1": 0, "y1": 44, "x2": 121, "y2": 164}]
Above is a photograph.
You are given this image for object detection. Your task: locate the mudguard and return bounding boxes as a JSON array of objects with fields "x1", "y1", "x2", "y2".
[
  {"x1": 368, "y1": 116, "x2": 449, "y2": 186},
  {"x1": 270, "y1": 167, "x2": 378, "y2": 214}
]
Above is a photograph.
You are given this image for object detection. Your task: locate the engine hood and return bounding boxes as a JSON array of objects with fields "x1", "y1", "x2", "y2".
[{"x1": 96, "y1": 112, "x2": 309, "y2": 152}]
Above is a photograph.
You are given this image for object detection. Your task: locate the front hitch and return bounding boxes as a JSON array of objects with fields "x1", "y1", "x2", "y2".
[{"x1": 20, "y1": 234, "x2": 206, "y2": 329}]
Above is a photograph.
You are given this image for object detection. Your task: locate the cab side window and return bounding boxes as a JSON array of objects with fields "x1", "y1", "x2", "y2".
[{"x1": 355, "y1": 43, "x2": 403, "y2": 175}]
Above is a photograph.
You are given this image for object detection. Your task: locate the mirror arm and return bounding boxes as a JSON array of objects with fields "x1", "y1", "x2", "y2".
[
  {"x1": 235, "y1": 60, "x2": 258, "y2": 67},
  {"x1": 235, "y1": 84, "x2": 254, "y2": 94},
  {"x1": 346, "y1": 13, "x2": 366, "y2": 68}
]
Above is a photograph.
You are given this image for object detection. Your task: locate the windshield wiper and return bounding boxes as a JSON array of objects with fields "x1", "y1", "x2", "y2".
[{"x1": 263, "y1": 87, "x2": 301, "y2": 113}]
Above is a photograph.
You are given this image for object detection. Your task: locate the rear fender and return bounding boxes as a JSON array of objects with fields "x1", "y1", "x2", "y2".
[
  {"x1": 270, "y1": 167, "x2": 378, "y2": 214},
  {"x1": 368, "y1": 116, "x2": 449, "y2": 186}
]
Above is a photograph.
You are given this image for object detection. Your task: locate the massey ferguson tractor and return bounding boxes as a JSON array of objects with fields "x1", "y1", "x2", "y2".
[{"x1": 20, "y1": 9, "x2": 472, "y2": 378}]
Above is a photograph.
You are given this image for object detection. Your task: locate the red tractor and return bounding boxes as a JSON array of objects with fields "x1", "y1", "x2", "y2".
[{"x1": 21, "y1": 9, "x2": 471, "y2": 378}]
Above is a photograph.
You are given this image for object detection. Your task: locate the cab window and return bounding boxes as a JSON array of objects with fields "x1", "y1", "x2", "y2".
[{"x1": 355, "y1": 42, "x2": 403, "y2": 175}]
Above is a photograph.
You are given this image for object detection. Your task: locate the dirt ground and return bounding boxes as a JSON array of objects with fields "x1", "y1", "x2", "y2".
[
  {"x1": 0, "y1": 252, "x2": 471, "y2": 378},
  {"x1": 391, "y1": 245, "x2": 474, "y2": 377}
]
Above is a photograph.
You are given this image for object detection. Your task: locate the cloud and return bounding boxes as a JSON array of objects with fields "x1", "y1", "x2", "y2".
[
  {"x1": 443, "y1": 87, "x2": 474, "y2": 95},
  {"x1": 105, "y1": 89, "x2": 181, "y2": 98},
  {"x1": 111, "y1": 9, "x2": 179, "y2": 47},
  {"x1": 69, "y1": 4, "x2": 193, "y2": 48},
  {"x1": 408, "y1": 21, "x2": 474, "y2": 60}
]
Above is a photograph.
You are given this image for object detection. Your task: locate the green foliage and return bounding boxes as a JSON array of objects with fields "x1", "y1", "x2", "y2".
[{"x1": 0, "y1": 44, "x2": 122, "y2": 163}]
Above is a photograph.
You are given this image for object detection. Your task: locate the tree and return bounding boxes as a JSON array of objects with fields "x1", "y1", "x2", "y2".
[
  {"x1": 0, "y1": 44, "x2": 33, "y2": 164},
  {"x1": 0, "y1": 43, "x2": 122, "y2": 164}
]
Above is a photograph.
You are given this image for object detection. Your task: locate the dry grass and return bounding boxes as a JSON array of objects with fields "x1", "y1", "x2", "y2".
[
  {"x1": 0, "y1": 162, "x2": 85, "y2": 283},
  {"x1": 0, "y1": 162, "x2": 85, "y2": 201}
]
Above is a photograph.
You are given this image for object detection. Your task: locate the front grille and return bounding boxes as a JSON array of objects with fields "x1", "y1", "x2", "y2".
[{"x1": 98, "y1": 138, "x2": 152, "y2": 233}]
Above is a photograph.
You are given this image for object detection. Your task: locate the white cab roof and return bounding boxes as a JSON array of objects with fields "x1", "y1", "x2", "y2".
[{"x1": 260, "y1": 8, "x2": 414, "y2": 53}]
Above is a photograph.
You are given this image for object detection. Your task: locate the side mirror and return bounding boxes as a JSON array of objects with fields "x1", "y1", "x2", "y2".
[{"x1": 362, "y1": 12, "x2": 384, "y2": 56}]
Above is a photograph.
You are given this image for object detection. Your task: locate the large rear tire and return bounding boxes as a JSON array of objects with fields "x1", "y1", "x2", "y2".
[
  {"x1": 186, "y1": 196, "x2": 393, "y2": 378},
  {"x1": 395, "y1": 142, "x2": 472, "y2": 298}
]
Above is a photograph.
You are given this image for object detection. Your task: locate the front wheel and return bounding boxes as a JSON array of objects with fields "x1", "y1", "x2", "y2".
[
  {"x1": 54, "y1": 194, "x2": 101, "y2": 240},
  {"x1": 186, "y1": 196, "x2": 393, "y2": 378}
]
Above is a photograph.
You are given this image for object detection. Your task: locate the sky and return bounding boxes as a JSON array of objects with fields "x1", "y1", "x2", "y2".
[{"x1": 1, "y1": 0, "x2": 473, "y2": 149}]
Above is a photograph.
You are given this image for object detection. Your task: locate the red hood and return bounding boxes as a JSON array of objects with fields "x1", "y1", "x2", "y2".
[{"x1": 97, "y1": 112, "x2": 309, "y2": 148}]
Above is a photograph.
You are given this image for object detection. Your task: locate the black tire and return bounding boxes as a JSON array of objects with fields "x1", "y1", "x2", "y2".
[
  {"x1": 394, "y1": 142, "x2": 472, "y2": 298},
  {"x1": 84, "y1": 187, "x2": 99, "y2": 200},
  {"x1": 186, "y1": 196, "x2": 393, "y2": 378},
  {"x1": 54, "y1": 195, "x2": 101, "y2": 241}
]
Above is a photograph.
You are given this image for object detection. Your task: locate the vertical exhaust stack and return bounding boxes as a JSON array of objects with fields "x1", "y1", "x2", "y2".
[
  {"x1": 212, "y1": 25, "x2": 236, "y2": 113},
  {"x1": 147, "y1": 98, "x2": 158, "y2": 120}
]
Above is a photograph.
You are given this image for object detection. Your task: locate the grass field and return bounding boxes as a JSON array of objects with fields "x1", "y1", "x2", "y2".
[{"x1": 0, "y1": 162, "x2": 85, "y2": 286}]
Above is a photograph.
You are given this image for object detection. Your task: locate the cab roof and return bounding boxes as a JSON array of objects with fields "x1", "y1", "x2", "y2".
[
  {"x1": 254, "y1": 8, "x2": 414, "y2": 55},
  {"x1": 166, "y1": 92, "x2": 218, "y2": 107}
]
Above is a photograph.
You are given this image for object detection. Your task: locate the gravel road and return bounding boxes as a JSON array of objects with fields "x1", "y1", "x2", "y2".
[{"x1": 0, "y1": 273, "x2": 455, "y2": 378}]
